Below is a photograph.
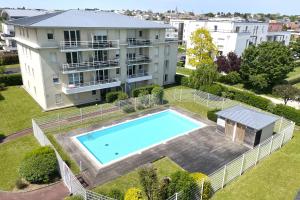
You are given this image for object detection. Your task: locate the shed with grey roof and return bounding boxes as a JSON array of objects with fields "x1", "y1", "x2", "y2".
[{"x1": 216, "y1": 105, "x2": 279, "y2": 147}]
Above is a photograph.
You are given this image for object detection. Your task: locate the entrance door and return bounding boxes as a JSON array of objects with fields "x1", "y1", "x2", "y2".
[
  {"x1": 225, "y1": 120, "x2": 234, "y2": 139},
  {"x1": 66, "y1": 52, "x2": 80, "y2": 64},
  {"x1": 235, "y1": 123, "x2": 246, "y2": 144},
  {"x1": 254, "y1": 130, "x2": 262, "y2": 146}
]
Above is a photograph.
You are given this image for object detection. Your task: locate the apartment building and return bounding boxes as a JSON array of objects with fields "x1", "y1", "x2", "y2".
[
  {"x1": 0, "y1": 9, "x2": 48, "y2": 52},
  {"x1": 9, "y1": 10, "x2": 177, "y2": 110},
  {"x1": 170, "y1": 18, "x2": 291, "y2": 68}
]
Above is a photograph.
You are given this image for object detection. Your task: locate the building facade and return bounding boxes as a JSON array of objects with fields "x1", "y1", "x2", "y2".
[{"x1": 10, "y1": 10, "x2": 177, "y2": 110}]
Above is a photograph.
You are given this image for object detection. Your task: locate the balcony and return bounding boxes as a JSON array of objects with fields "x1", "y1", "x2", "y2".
[
  {"x1": 127, "y1": 38, "x2": 152, "y2": 48},
  {"x1": 60, "y1": 40, "x2": 119, "y2": 52},
  {"x1": 62, "y1": 78, "x2": 121, "y2": 94},
  {"x1": 3, "y1": 45, "x2": 17, "y2": 52},
  {"x1": 61, "y1": 59, "x2": 120, "y2": 74},
  {"x1": 127, "y1": 56, "x2": 151, "y2": 65},
  {"x1": 127, "y1": 72, "x2": 152, "y2": 83},
  {"x1": 0, "y1": 33, "x2": 15, "y2": 40}
]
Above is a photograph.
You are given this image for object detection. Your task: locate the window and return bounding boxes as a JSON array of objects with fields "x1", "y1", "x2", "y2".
[
  {"x1": 47, "y1": 33, "x2": 54, "y2": 40},
  {"x1": 155, "y1": 47, "x2": 159, "y2": 57},
  {"x1": 139, "y1": 48, "x2": 143, "y2": 55},
  {"x1": 116, "y1": 68, "x2": 120, "y2": 75},
  {"x1": 68, "y1": 73, "x2": 83, "y2": 85},
  {"x1": 49, "y1": 52, "x2": 57, "y2": 63},
  {"x1": 55, "y1": 94, "x2": 63, "y2": 105},
  {"x1": 155, "y1": 34, "x2": 159, "y2": 40},
  {"x1": 26, "y1": 29, "x2": 29, "y2": 38},
  {"x1": 139, "y1": 30, "x2": 143, "y2": 37},
  {"x1": 154, "y1": 63, "x2": 158, "y2": 72},
  {"x1": 92, "y1": 90, "x2": 96, "y2": 95},
  {"x1": 165, "y1": 46, "x2": 170, "y2": 55},
  {"x1": 235, "y1": 26, "x2": 240, "y2": 33},
  {"x1": 164, "y1": 74, "x2": 168, "y2": 82},
  {"x1": 53, "y1": 75, "x2": 60, "y2": 84},
  {"x1": 214, "y1": 25, "x2": 218, "y2": 31}
]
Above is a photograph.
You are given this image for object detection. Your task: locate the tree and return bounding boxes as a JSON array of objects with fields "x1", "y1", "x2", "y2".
[
  {"x1": 138, "y1": 165, "x2": 158, "y2": 200},
  {"x1": 189, "y1": 64, "x2": 219, "y2": 88},
  {"x1": 272, "y1": 84, "x2": 300, "y2": 104},
  {"x1": 187, "y1": 28, "x2": 217, "y2": 68},
  {"x1": 240, "y1": 42, "x2": 295, "y2": 91},
  {"x1": 290, "y1": 38, "x2": 300, "y2": 59},
  {"x1": 216, "y1": 52, "x2": 241, "y2": 73}
]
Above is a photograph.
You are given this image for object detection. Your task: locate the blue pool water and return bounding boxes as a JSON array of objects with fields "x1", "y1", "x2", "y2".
[{"x1": 76, "y1": 110, "x2": 205, "y2": 165}]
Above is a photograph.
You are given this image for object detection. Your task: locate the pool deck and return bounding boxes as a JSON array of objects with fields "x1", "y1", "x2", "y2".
[{"x1": 56, "y1": 107, "x2": 249, "y2": 188}]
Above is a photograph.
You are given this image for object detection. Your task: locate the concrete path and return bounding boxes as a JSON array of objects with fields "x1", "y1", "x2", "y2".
[
  {"x1": 260, "y1": 94, "x2": 300, "y2": 110},
  {"x1": 4, "y1": 67, "x2": 20, "y2": 74},
  {"x1": 0, "y1": 182, "x2": 69, "y2": 200}
]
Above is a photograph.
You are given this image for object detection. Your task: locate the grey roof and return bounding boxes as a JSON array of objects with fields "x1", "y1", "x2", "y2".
[
  {"x1": 216, "y1": 105, "x2": 279, "y2": 130},
  {"x1": 1, "y1": 9, "x2": 48, "y2": 19},
  {"x1": 8, "y1": 10, "x2": 172, "y2": 29}
]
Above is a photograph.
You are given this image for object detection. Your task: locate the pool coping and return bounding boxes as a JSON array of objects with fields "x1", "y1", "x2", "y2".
[{"x1": 71, "y1": 108, "x2": 207, "y2": 169}]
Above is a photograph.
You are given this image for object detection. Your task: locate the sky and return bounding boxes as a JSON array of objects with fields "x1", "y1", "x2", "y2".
[{"x1": 0, "y1": 0, "x2": 299, "y2": 15}]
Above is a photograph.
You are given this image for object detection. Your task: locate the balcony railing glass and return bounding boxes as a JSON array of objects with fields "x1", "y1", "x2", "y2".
[
  {"x1": 60, "y1": 40, "x2": 119, "y2": 51},
  {"x1": 127, "y1": 56, "x2": 151, "y2": 65},
  {"x1": 128, "y1": 72, "x2": 150, "y2": 79},
  {"x1": 61, "y1": 59, "x2": 119, "y2": 73},
  {"x1": 127, "y1": 38, "x2": 152, "y2": 47},
  {"x1": 62, "y1": 78, "x2": 120, "y2": 89}
]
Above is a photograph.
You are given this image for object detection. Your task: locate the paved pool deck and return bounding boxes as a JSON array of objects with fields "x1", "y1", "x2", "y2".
[{"x1": 56, "y1": 107, "x2": 249, "y2": 188}]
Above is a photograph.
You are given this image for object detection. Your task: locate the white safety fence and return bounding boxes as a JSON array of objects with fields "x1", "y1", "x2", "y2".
[{"x1": 32, "y1": 119, "x2": 115, "y2": 200}]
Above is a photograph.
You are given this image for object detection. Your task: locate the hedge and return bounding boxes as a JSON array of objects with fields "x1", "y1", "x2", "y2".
[
  {"x1": 272, "y1": 104, "x2": 300, "y2": 125},
  {"x1": 175, "y1": 74, "x2": 189, "y2": 86},
  {"x1": 0, "y1": 53, "x2": 19, "y2": 65},
  {"x1": 105, "y1": 91, "x2": 128, "y2": 103},
  {"x1": 0, "y1": 73, "x2": 23, "y2": 86},
  {"x1": 132, "y1": 84, "x2": 160, "y2": 97},
  {"x1": 207, "y1": 109, "x2": 220, "y2": 122}
]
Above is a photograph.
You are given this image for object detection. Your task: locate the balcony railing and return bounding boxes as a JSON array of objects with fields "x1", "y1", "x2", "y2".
[
  {"x1": 60, "y1": 40, "x2": 119, "y2": 51},
  {"x1": 127, "y1": 38, "x2": 152, "y2": 47},
  {"x1": 62, "y1": 78, "x2": 121, "y2": 94},
  {"x1": 61, "y1": 59, "x2": 120, "y2": 74},
  {"x1": 209, "y1": 29, "x2": 250, "y2": 34},
  {"x1": 127, "y1": 72, "x2": 152, "y2": 83},
  {"x1": 127, "y1": 56, "x2": 151, "y2": 65},
  {"x1": 0, "y1": 33, "x2": 15, "y2": 40}
]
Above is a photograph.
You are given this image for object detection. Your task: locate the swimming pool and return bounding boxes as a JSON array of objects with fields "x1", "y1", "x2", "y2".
[{"x1": 74, "y1": 109, "x2": 206, "y2": 167}]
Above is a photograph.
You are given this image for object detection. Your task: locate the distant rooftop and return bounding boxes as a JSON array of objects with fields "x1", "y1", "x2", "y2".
[
  {"x1": 1, "y1": 9, "x2": 48, "y2": 19},
  {"x1": 216, "y1": 105, "x2": 279, "y2": 130},
  {"x1": 8, "y1": 10, "x2": 172, "y2": 29}
]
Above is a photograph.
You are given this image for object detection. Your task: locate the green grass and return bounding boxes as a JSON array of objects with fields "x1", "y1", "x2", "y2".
[
  {"x1": 286, "y1": 66, "x2": 300, "y2": 81},
  {"x1": 93, "y1": 157, "x2": 183, "y2": 195},
  {"x1": 176, "y1": 67, "x2": 193, "y2": 76},
  {"x1": 212, "y1": 129, "x2": 300, "y2": 200},
  {"x1": 294, "y1": 82, "x2": 300, "y2": 89},
  {"x1": 0, "y1": 135, "x2": 40, "y2": 191},
  {"x1": 1, "y1": 64, "x2": 20, "y2": 69}
]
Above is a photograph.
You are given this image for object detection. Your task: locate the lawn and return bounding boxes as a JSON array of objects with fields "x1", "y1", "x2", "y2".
[
  {"x1": 93, "y1": 157, "x2": 183, "y2": 195},
  {"x1": 1, "y1": 63, "x2": 20, "y2": 69},
  {"x1": 176, "y1": 67, "x2": 193, "y2": 76},
  {"x1": 212, "y1": 129, "x2": 300, "y2": 200},
  {"x1": 294, "y1": 82, "x2": 300, "y2": 89},
  {"x1": 286, "y1": 66, "x2": 300, "y2": 81},
  {"x1": 0, "y1": 135, "x2": 40, "y2": 191}
]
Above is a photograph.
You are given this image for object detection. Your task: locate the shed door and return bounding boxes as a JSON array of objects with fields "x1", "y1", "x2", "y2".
[
  {"x1": 225, "y1": 120, "x2": 234, "y2": 139},
  {"x1": 235, "y1": 123, "x2": 246, "y2": 144}
]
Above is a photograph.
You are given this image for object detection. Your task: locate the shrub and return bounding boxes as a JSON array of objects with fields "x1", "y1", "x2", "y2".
[
  {"x1": 19, "y1": 146, "x2": 59, "y2": 184},
  {"x1": 218, "y1": 71, "x2": 242, "y2": 85},
  {"x1": 138, "y1": 165, "x2": 158, "y2": 200},
  {"x1": 0, "y1": 83, "x2": 5, "y2": 91},
  {"x1": 108, "y1": 188, "x2": 124, "y2": 200},
  {"x1": 157, "y1": 177, "x2": 171, "y2": 200},
  {"x1": 132, "y1": 84, "x2": 160, "y2": 97},
  {"x1": 106, "y1": 91, "x2": 128, "y2": 103},
  {"x1": 207, "y1": 109, "x2": 220, "y2": 122},
  {"x1": 0, "y1": 74, "x2": 23, "y2": 86},
  {"x1": 122, "y1": 105, "x2": 135, "y2": 113},
  {"x1": 181, "y1": 76, "x2": 190, "y2": 87},
  {"x1": 124, "y1": 188, "x2": 143, "y2": 200},
  {"x1": 0, "y1": 53, "x2": 19, "y2": 65},
  {"x1": 15, "y1": 178, "x2": 27, "y2": 189},
  {"x1": 199, "y1": 84, "x2": 226, "y2": 96},
  {"x1": 0, "y1": 65, "x2": 5, "y2": 74},
  {"x1": 190, "y1": 173, "x2": 213, "y2": 200},
  {"x1": 64, "y1": 195, "x2": 84, "y2": 200},
  {"x1": 168, "y1": 171, "x2": 199, "y2": 200},
  {"x1": 152, "y1": 87, "x2": 164, "y2": 104},
  {"x1": 138, "y1": 91, "x2": 150, "y2": 106},
  {"x1": 273, "y1": 104, "x2": 300, "y2": 126}
]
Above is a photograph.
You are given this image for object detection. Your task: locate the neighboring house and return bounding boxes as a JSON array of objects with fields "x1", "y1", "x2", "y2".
[
  {"x1": 216, "y1": 105, "x2": 279, "y2": 148},
  {"x1": 170, "y1": 18, "x2": 291, "y2": 68},
  {"x1": 0, "y1": 9, "x2": 48, "y2": 52},
  {"x1": 9, "y1": 10, "x2": 178, "y2": 111},
  {"x1": 267, "y1": 21, "x2": 291, "y2": 45}
]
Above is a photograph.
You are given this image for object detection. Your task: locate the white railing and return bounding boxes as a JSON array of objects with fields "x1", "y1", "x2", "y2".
[
  {"x1": 127, "y1": 56, "x2": 151, "y2": 64},
  {"x1": 127, "y1": 38, "x2": 152, "y2": 46},
  {"x1": 62, "y1": 78, "x2": 120, "y2": 89},
  {"x1": 61, "y1": 59, "x2": 119, "y2": 73},
  {"x1": 60, "y1": 40, "x2": 119, "y2": 51},
  {"x1": 127, "y1": 72, "x2": 150, "y2": 79}
]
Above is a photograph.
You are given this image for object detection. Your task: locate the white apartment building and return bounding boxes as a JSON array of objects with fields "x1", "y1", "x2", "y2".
[
  {"x1": 0, "y1": 9, "x2": 48, "y2": 52},
  {"x1": 170, "y1": 18, "x2": 291, "y2": 67},
  {"x1": 9, "y1": 10, "x2": 178, "y2": 110}
]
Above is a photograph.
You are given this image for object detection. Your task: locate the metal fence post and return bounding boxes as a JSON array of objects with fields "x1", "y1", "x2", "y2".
[
  {"x1": 281, "y1": 129, "x2": 286, "y2": 147},
  {"x1": 255, "y1": 144, "x2": 261, "y2": 165},
  {"x1": 100, "y1": 105, "x2": 103, "y2": 120},
  {"x1": 278, "y1": 117, "x2": 283, "y2": 132},
  {"x1": 221, "y1": 165, "x2": 227, "y2": 188},
  {"x1": 207, "y1": 93, "x2": 210, "y2": 107},
  {"x1": 193, "y1": 92, "x2": 196, "y2": 103},
  {"x1": 58, "y1": 113, "x2": 61, "y2": 132},
  {"x1": 240, "y1": 154, "x2": 245, "y2": 175},
  {"x1": 134, "y1": 98, "x2": 137, "y2": 110},
  {"x1": 180, "y1": 89, "x2": 182, "y2": 102},
  {"x1": 79, "y1": 160, "x2": 82, "y2": 172},
  {"x1": 149, "y1": 94, "x2": 151, "y2": 106},
  {"x1": 200, "y1": 178, "x2": 204, "y2": 200},
  {"x1": 175, "y1": 193, "x2": 178, "y2": 200},
  {"x1": 269, "y1": 136, "x2": 274, "y2": 154},
  {"x1": 222, "y1": 98, "x2": 225, "y2": 110}
]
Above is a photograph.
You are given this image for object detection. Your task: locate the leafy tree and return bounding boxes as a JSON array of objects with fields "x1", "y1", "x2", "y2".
[
  {"x1": 290, "y1": 38, "x2": 300, "y2": 59},
  {"x1": 240, "y1": 42, "x2": 295, "y2": 91},
  {"x1": 218, "y1": 71, "x2": 242, "y2": 85},
  {"x1": 189, "y1": 64, "x2": 219, "y2": 88},
  {"x1": 272, "y1": 84, "x2": 300, "y2": 104},
  {"x1": 138, "y1": 165, "x2": 158, "y2": 200},
  {"x1": 187, "y1": 28, "x2": 217, "y2": 68},
  {"x1": 216, "y1": 52, "x2": 241, "y2": 73},
  {"x1": 157, "y1": 177, "x2": 171, "y2": 200}
]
